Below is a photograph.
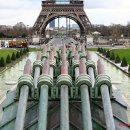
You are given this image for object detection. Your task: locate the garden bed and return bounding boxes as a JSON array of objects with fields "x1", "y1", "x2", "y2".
[{"x1": 0, "y1": 48, "x2": 29, "y2": 72}]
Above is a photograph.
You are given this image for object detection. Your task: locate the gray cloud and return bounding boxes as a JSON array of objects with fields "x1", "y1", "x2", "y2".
[
  {"x1": 0, "y1": 0, "x2": 130, "y2": 26},
  {"x1": 0, "y1": 0, "x2": 40, "y2": 10},
  {"x1": 85, "y1": 0, "x2": 129, "y2": 9}
]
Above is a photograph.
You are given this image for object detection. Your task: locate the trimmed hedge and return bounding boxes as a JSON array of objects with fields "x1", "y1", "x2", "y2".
[
  {"x1": 97, "y1": 47, "x2": 100, "y2": 52},
  {"x1": 11, "y1": 52, "x2": 16, "y2": 61},
  {"x1": 0, "y1": 48, "x2": 29, "y2": 69},
  {"x1": 128, "y1": 65, "x2": 130, "y2": 72},
  {"x1": 97, "y1": 47, "x2": 102, "y2": 53},
  {"x1": 121, "y1": 57, "x2": 128, "y2": 67},
  {"x1": 100, "y1": 48, "x2": 103, "y2": 53},
  {"x1": 103, "y1": 49, "x2": 106, "y2": 56},
  {"x1": 115, "y1": 54, "x2": 121, "y2": 63},
  {"x1": 23, "y1": 48, "x2": 27, "y2": 54},
  {"x1": 16, "y1": 51, "x2": 20, "y2": 58},
  {"x1": 20, "y1": 49, "x2": 23, "y2": 56},
  {"x1": 0, "y1": 57, "x2": 5, "y2": 67},
  {"x1": 106, "y1": 51, "x2": 110, "y2": 58},
  {"x1": 110, "y1": 52, "x2": 115, "y2": 60},
  {"x1": 6, "y1": 54, "x2": 11, "y2": 63},
  {"x1": 26, "y1": 48, "x2": 29, "y2": 52},
  {"x1": 109, "y1": 49, "x2": 130, "y2": 64}
]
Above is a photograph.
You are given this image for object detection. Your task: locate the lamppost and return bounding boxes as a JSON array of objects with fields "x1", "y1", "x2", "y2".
[
  {"x1": 6, "y1": 28, "x2": 8, "y2": 40},
  {"x1": 127, "y1": 29, "x2": 130, "y2": 38},
  {"x1": 26, "y1": 25, "x2": 30, "y2": 45},
  {"x1": 61, "y1": 38, "x2": 63, "y2": 46}
]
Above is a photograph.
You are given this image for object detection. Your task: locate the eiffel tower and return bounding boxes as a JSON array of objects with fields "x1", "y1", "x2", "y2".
[{"x1": 33, "y1": 0, "x2": 91, "y2": 37}]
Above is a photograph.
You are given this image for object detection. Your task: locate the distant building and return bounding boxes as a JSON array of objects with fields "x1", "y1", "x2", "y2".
[
  {"x1": 50, "y1": 20, "x2": 55, "y2": 28},
  {"x1": 86, "y1": 35, "x2": 94, "y2": 45}
]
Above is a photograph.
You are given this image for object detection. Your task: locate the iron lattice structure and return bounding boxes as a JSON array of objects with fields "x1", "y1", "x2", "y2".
[{"x1": 33, "y1": 0, "x2": 91, "y2": 36}]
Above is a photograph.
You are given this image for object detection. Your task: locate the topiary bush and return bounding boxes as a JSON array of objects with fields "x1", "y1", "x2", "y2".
[
  {"x1": 20, "y1": 49, "x2": 23, "y2": 56},
  {"x1": 98, "y1": 48, "x2": 102, "y2": 53},
  {"x1": 97, "y1": 47, "x2": 99, "y2": 52},
  {"x1": 106, "y1": 50, "x2": 110, "y2": 58},
  {"x1": 121, "y1": 57, "x2": 128, "y2": 67},
  {"x1": 23, "y1": 48, "x2": 26, "y2": 53},
  {"x1": 97, "y1": 47, "x2": 101, "y2": 52},
  {"x1": 115, "y1": 54, "x2": 121, "y2": 63},
  {"x1": 6, "y1": 54, "x2": 11, "y2": 63},
  {"x1": 0, "y1": 57, "x2": 6, "y2": 67},
  {"x1": 103, "y1": 49, "x2": 106, "y2": 56},
  {"x1": 110, "y1": 52, "x2": 115, "y2": 60},
  {"x1": 11, "y1": 52, "x2": 16, "y2": 61},
  {"x1": 16, "y1": 51, "x2": 20, "y2": 58},
  {"x1": 128, "y1": 65, "x2": 130, "y2": 72},
  {"x1": 100, "y1": 48, "x2": 103, "y2": 54},
  {"x1": 26, "y1": 47, "x2": 29, "y2": 52}
]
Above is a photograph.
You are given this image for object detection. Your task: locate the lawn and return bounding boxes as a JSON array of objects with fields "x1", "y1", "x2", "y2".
[
  {"x1": 110, "y1": 48, "x2": 130, "y2": 64},
  {"x1": 0, "y1": 48, "x2": 42, "y2": 60},
  {"x1": 86, "y1": 48, "x2": 97, "y2": 51},
  {"x1": 0, "y1": 49, "x2": 17, "y2": 61},
  {"x1": 86, "y1": 48, "x2": 110, "y2": 52}
]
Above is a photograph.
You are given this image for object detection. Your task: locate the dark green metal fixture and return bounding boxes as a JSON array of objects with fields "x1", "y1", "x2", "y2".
[{"x1": 1, "y1": 41, "x2": 129, "y2": 130}]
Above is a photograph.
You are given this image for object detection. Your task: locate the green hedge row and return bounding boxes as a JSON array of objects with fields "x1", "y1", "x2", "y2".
[
  {"x1": 97, "y1": 47, "x2": 129, "y2": 71},
  {"x1": 0, "y1": 48, "x2": 29, "y2": 67},
  {"x1": 128, "y1": 65, "x2": 130, "y2": 72}
]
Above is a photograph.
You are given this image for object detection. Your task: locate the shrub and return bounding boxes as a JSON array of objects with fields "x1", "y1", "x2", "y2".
[
  {"x1": 23, "y1": 48, "x2": 26, "y2": 53},
  {"x1": 121, "y1": 57, "x2": 128, "y2": 67},
  {"x1": 98, "y1": 48, "x2": 102, "y2": 53},
  {"x1": 97, "y1": 47, "x2": 101, "y2": 52},
  {"x1": 97, "y1": 47, "x2": 99, "y2": 52},
  {"x1": 106, "y1": 50, "x2": 110, "y2": 58},
  {"x1": 0, "y1": 57, "x2": 6, "y2": 67},
  {"x1": 110, "y1": 52, "x2": 115, "y2": 60},
  {"x1": 20, "y1": 49, "x2": 23, "y2": 56},
  {"x1": 26, "y1": 47, "x2": 29, "y2": 52},
  {"x1": 11, "y1": 52, "x2": 16, "y2": 61},
  {"x1": 100, "y1": 48, "x2": 103, "y2": 53},
  {"x1": 115, "y1": 54, "x2": 121, "y2": 63},
  {"x1": 6, "y1": 54, "x2": 11, "y2": 63},
  {"x1": 16, "y1": 51, "x2": 20, "y2": 58},
  {"x1": 103, "y1": 49, "x2": 106, "y2": 56},
  {"x1": 128, "y1": 65, "x2": 130, "y2": 72}
]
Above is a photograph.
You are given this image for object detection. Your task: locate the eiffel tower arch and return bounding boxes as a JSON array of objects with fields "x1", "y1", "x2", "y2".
[{"x1": 33, "y1": 0, "x2": 91, "y2": 37}]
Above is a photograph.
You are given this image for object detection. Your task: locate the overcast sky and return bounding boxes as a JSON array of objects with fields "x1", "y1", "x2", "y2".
[{"x1": 0, "y1": 0, "x2": 130, "y2": 26}]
